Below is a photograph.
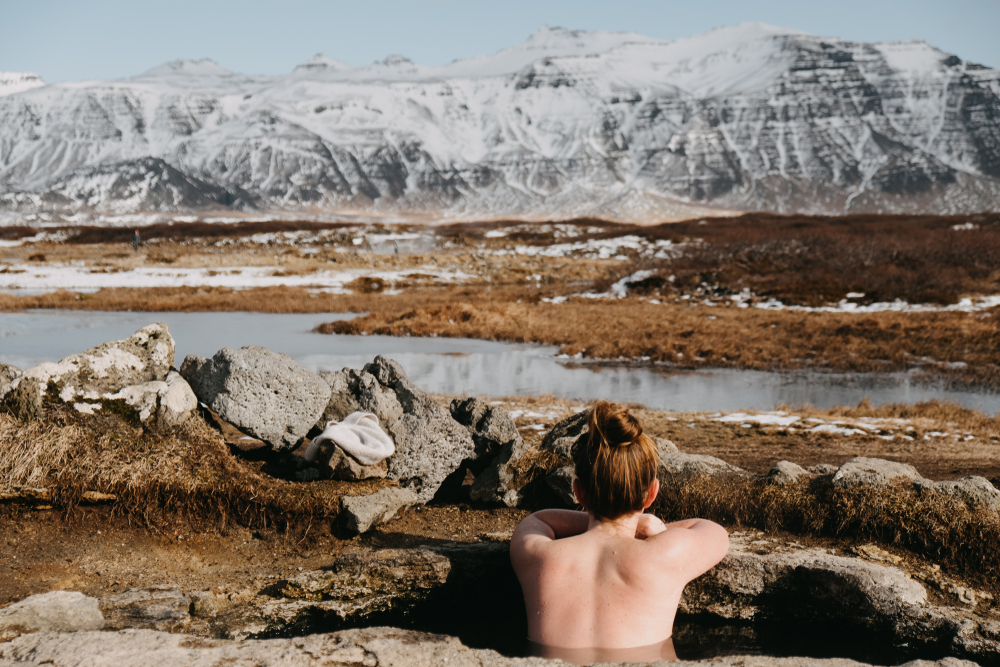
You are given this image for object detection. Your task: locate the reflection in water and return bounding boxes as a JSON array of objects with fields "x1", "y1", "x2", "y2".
[{"x1": 1, "y1": 310, "x2": 997, "y2": 414}]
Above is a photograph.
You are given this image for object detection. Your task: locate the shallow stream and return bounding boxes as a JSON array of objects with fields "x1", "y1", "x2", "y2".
[{"x1": 1, "y1": 310, "x2": 998, "y2": 414}]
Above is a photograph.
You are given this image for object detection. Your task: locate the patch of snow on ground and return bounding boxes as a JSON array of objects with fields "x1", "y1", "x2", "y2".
[
  {"x1": 712, "y1": 411, "x2": 800, "y2": 427},
  {"x1": 0, "y1": 264, "x2": 471, "y2": 292}
]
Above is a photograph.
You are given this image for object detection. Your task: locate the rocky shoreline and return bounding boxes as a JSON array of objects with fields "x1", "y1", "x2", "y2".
[{"x1": 1, "y1": 323, "x2": 999, "y2": 665}]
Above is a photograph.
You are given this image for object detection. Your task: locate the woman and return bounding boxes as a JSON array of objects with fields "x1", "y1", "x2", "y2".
[{"x1": 510, "y1": 401, "x2": 729, "y2": 664}]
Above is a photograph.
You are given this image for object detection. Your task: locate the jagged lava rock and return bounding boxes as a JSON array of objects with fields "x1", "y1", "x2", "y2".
[
  {"x1": 0, "y1": 591, "x2": 103, "y2": 641},
  {"x1": 319, "y1": 357, "x2": 476, "y2": 502},
  {"x1": 181, "y1": 346, "x2": 330, "y2": 450},
  {"x1": 833, "y1": 457, "x2": 922, "y2": 488},
  {"x1": 545, "y1": 465, "x2": 578, "y2": 507},
  {"x1": 450, "y1": 397, "x2": 521, "y2": 460},
  {"x1": 340, "y1": 487, "x2": 420, "y2": 534},
  {"x1": 3, "y1": 323, "x2": 173, "y2": 405}
]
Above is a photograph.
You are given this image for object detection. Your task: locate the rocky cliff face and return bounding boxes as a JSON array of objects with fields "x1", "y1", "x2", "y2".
[{"x1": 1, "y1": 23, "x2": 998, "y2": 223}]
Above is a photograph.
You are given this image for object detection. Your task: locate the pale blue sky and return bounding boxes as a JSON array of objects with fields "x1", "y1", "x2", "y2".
[{"x1": 2, "y1": 0, "x2": 997, "y2": 82}]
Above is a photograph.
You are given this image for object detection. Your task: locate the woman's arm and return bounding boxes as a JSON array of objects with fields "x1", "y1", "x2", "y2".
[
  {"x1": 648, "y1": 518, "x2": 730, "y2": 580},
  {"x1": 530, "y1": 509, "x2": 590, "y2": 538},
  {"x1": 510, "y1": 510, "x2": 589, "y2": 571}
]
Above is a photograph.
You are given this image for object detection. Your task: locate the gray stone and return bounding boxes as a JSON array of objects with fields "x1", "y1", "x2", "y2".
[
  {"x1": 808, "y1": 463, "x2": 839, "y2": 475},
  {"x1": 100, "y1": 586, "x2": 192, "y2": 633},
  {"x1": 318, "y1": 444, "x2": 388, "y2": 481},
  {"x1": 0, "y1": 591, "x2": 103, "y2": 641},
  {"x1": 768, "y1": 460, "x2": 809, "y2": 485},
  {"x1": 681, "y1": 538, "x2": 927, "y2": 621},
  {"x1": 450, "y1": 397, "x2": 520, "y2": 459},
  {"x1": 181, "y1": 346, "x2": 330, "y2": 450},
  {"x1": 539, "y1": 409, "x2": 589, "y2": 458},
  {"x1": 545, "y1": 465, "x2": 578, "y2": 507},
  {"x1": 833, "y1": 457, "x2": 922, "y2": 489},
  {"x1": 340, "y1": 487, "x2": 420, "y2": 534},
  {"x1": 917, "y1": 476, "x2": 1000, "y2": 512},
  {"x1": 1, "y1": 375, "x2": 43, "y2": 420},
  {"x1": 656, "y1": 437, "x2": 679, "y2": 454},
  {"x1": 0, "y1": 361, "x2": 19, "y2": 396},
  {"x1": 658, "y1": 451, "x2": 746, "y2": 486},
  {"x1": 156, "y1": 371, "x2": 198, "y2": 426},
  {"x1": 470, "y1": 437, "x2": 531, "y2": 507},
  {"x1": 320, "y1": 357, "x2": 476, "y2": 502},
  {"x1": 4, "y1": 323, "x2": 174, "y2": 409}
]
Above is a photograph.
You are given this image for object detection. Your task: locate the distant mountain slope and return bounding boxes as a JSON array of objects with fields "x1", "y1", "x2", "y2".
[{"x1": 1, "y1": 23, "x2": 998, "y2": 223}]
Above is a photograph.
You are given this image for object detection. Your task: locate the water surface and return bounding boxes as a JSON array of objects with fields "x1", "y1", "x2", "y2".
[{"x1": 1, "y1": 310, "x2": 997, "y2": 414}]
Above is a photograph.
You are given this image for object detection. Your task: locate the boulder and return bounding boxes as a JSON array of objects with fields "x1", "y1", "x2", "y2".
[
  {"x1": 181, "y1": 346, "x2": 330, "y2": 450},
  {"x1": 916, "y1": 476, "x2": 1000, "y2": 512},
  {"x1": 539, "y1": 409, "x2": 589, "y2": 458},
  {"x1": 469, "y1": 437, "x2": 531, "y2": 507},
  {"x1": 449, "y1": 397, "x2": 520, "y2": 460},
  {"x1": 656, "y1": 437, "x2": 679, "y2": 454},
  {"x1": 658, "y1": 451, "x2": 746, "y2": 486},
  {"x1": 0, "y1": 627, "x2": 982, "y2": 667},
  {"x1": 545, "y1": 465, "x2": 578, "y2": 507},
  {"x1": 339, "y1": 487, "x2": 420, "y2": 534},
  {"x1": 0, "y1": 591, "x2": 103, "y2": 641},
  {"x1": 832, "y1": 457, "x2": 922, "y2": 489},
  {"x1": 3, "y1": 323, "x2": 174, "y2": 409},
  {"x1": 319, "y1": 357, "x2": 476, "y2": 502},
  {"x1": 768, "y1": 460, "x2": 809, "y2": 485}
]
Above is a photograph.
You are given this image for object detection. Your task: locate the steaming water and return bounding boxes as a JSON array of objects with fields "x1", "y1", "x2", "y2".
[{"x1": 1, "y1": 310, "x2": 997, "y2": 414}]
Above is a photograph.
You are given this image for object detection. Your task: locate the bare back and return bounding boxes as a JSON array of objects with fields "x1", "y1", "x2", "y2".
[{"x1": 511, "y1": 510, "x2": 728, "y2": 649}]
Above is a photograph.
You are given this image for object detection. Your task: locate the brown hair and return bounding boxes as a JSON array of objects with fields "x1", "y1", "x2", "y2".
[{"x1": 571, "y1": 401, "x2": 659, "y2": 521}]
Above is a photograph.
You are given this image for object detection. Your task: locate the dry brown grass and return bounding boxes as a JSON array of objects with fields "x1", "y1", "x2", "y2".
[
  {"x1": 653, "y1": 474, "x2": 1000, "y2": 597},
  {"x1": 318, "y1": 297, "x2": 1000, "y2": 388},
  {"x1": 604, "y1": 212, "x2": 1000, "y2": 306},
  {"x1": 0, "y1": 404, "x2": 389, "y2": 532}
]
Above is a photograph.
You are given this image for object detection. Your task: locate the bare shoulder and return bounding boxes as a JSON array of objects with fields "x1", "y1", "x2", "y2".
[
  {"x1": 510, "y1": 513, "x2": 556, "y2": 570},
  {"x1": 643, "y1": 519, "x2": 730, "y2": 579}
]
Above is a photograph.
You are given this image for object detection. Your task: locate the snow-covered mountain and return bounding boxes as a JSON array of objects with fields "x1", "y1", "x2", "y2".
[
  {"x1": 0, "y1": 72, "x2": 45, "y2": 98},
  {"x1": 1, "y1": 23, "x2": 998, "y2": 224}
]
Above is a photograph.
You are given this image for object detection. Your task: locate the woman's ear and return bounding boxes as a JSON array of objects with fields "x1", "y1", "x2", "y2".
[
  {"x1": 642, "y1": 478, "x2": 660, "y2": 509},
  {"x1": 573, "y1": 478, "x2": 587, "y2": 509}
]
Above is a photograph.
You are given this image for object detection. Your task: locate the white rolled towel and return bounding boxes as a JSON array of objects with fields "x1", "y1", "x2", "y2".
[{"x1": 304, "y1": 412, "x2": 395, "y2": 467}]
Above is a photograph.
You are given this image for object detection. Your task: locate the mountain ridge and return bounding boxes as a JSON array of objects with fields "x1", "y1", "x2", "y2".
[{"x1": 0, "y1": 22, "x2": 997, "y2": 224}]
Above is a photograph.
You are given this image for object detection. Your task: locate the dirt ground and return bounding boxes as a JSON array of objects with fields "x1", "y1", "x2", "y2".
[{"x1": 0, "y1": 503, "x2": 528, "y2": 608}]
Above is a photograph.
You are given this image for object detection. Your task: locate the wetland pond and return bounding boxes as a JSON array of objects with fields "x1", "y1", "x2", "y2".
[{"x1": 1, "y1": 310, "x2": 998, "y2": 414}]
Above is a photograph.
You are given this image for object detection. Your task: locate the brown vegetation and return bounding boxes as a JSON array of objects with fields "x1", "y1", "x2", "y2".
[
  {"x1": 319, "y1": 297, "x2": 1000, "y2": 389},
  {"x1": 591, "y1": 212, "x2": 1000, "y2": 306},
  {"x1": 0, "y1": 404, "x2": 388, "y2": 533}
]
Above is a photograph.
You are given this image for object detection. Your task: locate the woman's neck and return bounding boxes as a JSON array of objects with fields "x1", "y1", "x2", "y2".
[{"x1": 586, "y1": 511, "x2": 642, "y2": 539}]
